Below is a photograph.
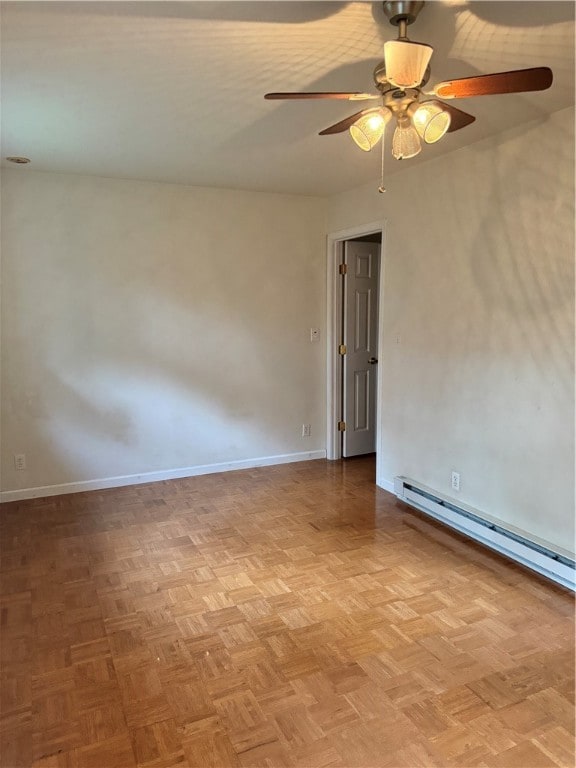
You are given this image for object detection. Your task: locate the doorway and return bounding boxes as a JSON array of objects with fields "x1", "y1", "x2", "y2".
[{"x1": 326, "y1": 222, "x2": 385, "y2": 473}]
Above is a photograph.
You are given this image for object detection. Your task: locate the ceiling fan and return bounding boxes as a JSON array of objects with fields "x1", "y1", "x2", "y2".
[{"x1": 265, "y1": 1, "x2": 553, "y2": 160}]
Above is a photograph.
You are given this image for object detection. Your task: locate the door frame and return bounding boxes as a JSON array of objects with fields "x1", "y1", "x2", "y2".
[{"x1": 326, "y1": 221, "x2": 387, "y2": 474}]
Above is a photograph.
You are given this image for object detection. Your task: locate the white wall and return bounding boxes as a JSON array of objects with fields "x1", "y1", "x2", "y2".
[
  {"x1": 1, "y1": 171, "x2": 327, "y2": 494},
  {"x1": 2, "y1": 109, "x2": 573, "y2": 558},
  {"x1": 326, "y1": 107, "x2": 575, "y2": 554}
]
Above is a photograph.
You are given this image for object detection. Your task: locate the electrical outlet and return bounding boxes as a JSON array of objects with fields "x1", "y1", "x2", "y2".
[
  {"x1": 310, "y1": 328, "x2": 320, "y2": 342},
  {"x1": 451, "y1": 471, "x2": 460, "y2": 492},
  {"x1": 14, "y1": 454, "x2": 26, "y2": 471},
  {"x1": 302, "y1": 424, "x2": 311, "y2": 437}
]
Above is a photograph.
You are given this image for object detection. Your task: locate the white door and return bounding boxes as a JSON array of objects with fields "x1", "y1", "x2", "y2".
[{"x1": 343, "y1": 240, "x2": 380, "y2": 457}]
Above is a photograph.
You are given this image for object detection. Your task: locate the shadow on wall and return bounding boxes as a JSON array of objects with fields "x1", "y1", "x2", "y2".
[
  {"x1": 467, "y1": 116, "x2": 574, "y2": 385},
  {"x1": 379, "y1": 108, "x2": 574, "y2": 544},
  {"x1": 394, "y1": 112, "x2": 573, "y2": 388},
  {"x1": 1, "y1": 181, "x2": 323, "y2": 490}
]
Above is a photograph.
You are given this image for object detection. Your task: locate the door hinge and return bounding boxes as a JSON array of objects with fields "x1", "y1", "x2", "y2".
[
  {"x1": 339, "y1": 263, "x2": 347, "y2": 275},
  {"x1": 338, "y1": 344, "x2": 347, "y2": 355},
  {"x1": 338, "y1": 421, "x2": 346, "y2": 432}
]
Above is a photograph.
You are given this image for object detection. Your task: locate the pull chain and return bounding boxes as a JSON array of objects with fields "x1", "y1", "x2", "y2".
[{"x1": 378, "y1": 130, "x2": 386, "y2": 194}]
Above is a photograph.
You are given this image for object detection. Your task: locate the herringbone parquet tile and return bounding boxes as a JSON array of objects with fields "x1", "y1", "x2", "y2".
[{"x1": 0, "y1": 457, "x2": 573, "y2": 767}]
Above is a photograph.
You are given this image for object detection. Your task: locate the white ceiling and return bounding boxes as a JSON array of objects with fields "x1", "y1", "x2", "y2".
[{"x1": 1, "y1": 1, "x2": 574, "y2": 196}]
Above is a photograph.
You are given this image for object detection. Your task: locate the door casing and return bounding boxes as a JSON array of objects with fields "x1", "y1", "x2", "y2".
[{"x1": 325, "y1": 221, "x2": 387, "y2": 480}]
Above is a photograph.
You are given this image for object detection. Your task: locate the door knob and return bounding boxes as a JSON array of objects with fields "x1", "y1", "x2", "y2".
[{"x1": 368, "y1": 357, "x2": 378, "y2": 364}]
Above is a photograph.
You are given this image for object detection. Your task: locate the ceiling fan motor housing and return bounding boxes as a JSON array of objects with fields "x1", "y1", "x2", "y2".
[
  {"x1": 382, "y1": 1, "x2": 425, "y2": 27},
  {"x1": 373, "y1": 61, "x2": 431, "y2": 89}
]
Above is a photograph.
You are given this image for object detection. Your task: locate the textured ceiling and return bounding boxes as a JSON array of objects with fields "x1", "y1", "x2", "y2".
[{"x1": 1, "y1": 1, "x2": 574, "y2": 196}]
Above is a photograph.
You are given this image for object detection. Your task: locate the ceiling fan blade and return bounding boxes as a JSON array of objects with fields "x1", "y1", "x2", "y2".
[
  {"x1": 431, "y1": 67, "x2": 553, "y2": 99},
  {"x1": 265, "y1": 92, "x2": 379, "y2": 101},
  {"x1": 435, "y1": 101, "x2": 476, "y2": 132},
  {"x1": 319, "y1": 109, "x2": 375, "y2": 135}
]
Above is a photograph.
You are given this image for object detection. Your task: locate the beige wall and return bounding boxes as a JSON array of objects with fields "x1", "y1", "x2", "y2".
[
  {"x1": 2, "y1": 108, "x2": 573, "y2": 555},
  {"x1": 326, "y1": 107, "x2": 575, "y2": 554},
  {"x1": 1, "y1": 171, "x2": 327, "y2": 493}
]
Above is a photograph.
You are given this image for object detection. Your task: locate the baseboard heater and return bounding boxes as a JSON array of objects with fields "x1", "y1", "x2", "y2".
[{"x1": 394, "y1": 476, "x2": 575, "y2": 591}]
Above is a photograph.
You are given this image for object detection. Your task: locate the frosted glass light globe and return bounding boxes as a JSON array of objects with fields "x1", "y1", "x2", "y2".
[
  {"x1": 409, "y1": 101, "x2": 451, "y2": 144},
  {"x1": 349, "y1": 109, "x2": 392, "y2": 152},
  {"x1": 392, "y1": 121, "x2": 421, "y2": 159}
]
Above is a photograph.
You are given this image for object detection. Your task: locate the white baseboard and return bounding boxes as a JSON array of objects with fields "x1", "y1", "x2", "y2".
[
  {"x1": 0, "y1": 450, "x2": 327, "y2": 503},
  {"x1": 376, "y1": 476, "x2": 395, "y2": 494}
]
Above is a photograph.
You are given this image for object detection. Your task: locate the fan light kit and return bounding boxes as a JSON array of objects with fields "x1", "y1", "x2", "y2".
[{"x1": 265, "y1": 0, "x2": 553, "y2": 187}]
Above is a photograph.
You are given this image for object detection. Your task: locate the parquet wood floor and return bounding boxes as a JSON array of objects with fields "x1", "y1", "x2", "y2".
[{"x1": 0, "y1": 457, "x2": 573, "y2": 768}]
